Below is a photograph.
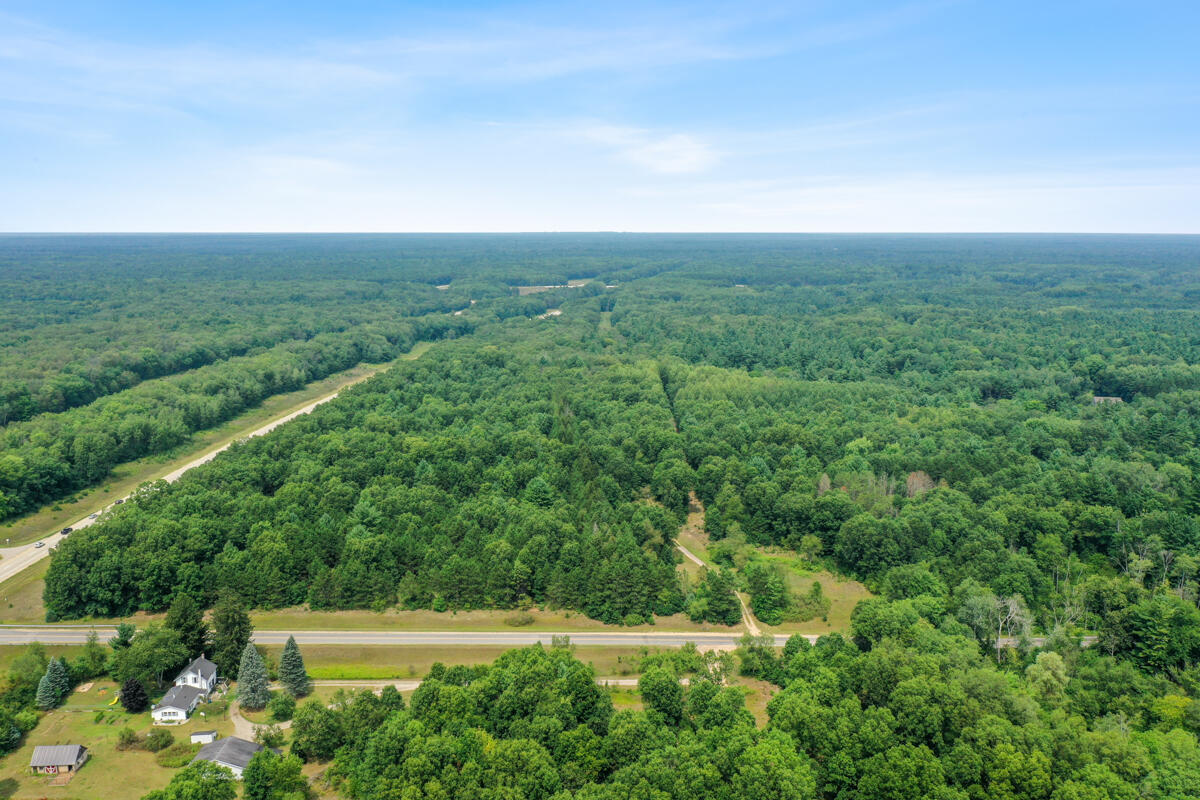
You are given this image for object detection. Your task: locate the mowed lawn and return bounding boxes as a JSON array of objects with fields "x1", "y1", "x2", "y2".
[{"x1": 0, "y1": 681, "x2": 236, "y2": 800}]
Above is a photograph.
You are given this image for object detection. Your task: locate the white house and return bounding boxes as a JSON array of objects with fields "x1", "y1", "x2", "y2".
[
  {"x1": 190, "y1": 730, "x2": 219, "y2": 745},
  {"x1": 174, "y1": 655, "x2": 218, "y2": 694},
  {"x1": 151, "y1": 684, "x2": 204, "y2": 724},
  {"x1": 192, "y1": 736, "x2": 266, "y2": 778}
]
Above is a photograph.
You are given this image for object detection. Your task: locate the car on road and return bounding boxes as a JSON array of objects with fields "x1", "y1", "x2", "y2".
[
  {"x1": 88, "y1": 513, "x2": 99, "y2": 520},
  {"x1": 60, "y1": 527, "x2": 73, "y2": 535},
  {"x1": 113, "y1": 499, "x2": 124, "y2": 505},
  {"x1": 34, "y1": 541, "x2": 45, "y2": 548}
]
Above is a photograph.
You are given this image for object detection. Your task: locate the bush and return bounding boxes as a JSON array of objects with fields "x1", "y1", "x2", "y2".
[
  {"x1": 254, "y1": 723, "x2": 286, "y2": 749},
  {"x1": 144, "y1": 728, "x2": 174, "y2": 752},
  {"x1": 155, "y1": 742, "x2": 199, "y2": 768},
  {"x1": 267, "y1": 692, "x2": 296, "y2": 722},
  {"x1": 504, "y1": 611, "x2": 535, "y2": 627},
  {"x1": 622, "y1": 613, "x2": 645, "y2": 627},
  {"x1": 116, "y1": 727, "x2": 139, "y2": 751}
]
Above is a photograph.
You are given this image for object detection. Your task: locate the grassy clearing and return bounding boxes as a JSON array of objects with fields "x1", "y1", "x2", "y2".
[
  {"x1": 0, "y1": 559, "x2": 50, "y2": 625},
  {"x1": 1, "y1": 342, "x2": 435, "y2": 548},
  {"x1": 673, "y1": 495, "x2": 868, "y2": 634},
  {"x1": 0, "y1": 681, "x2": 236, "y2": 800},
  {"x1": 266, "y1": 644, "x2": 686, "y2": 682},
  {"x1": 248, "y1": 606, "x2": 735, "y2": 634},
  {"x1": 751, "y1": 549, "x2": 872, "y2": 634},
  {"x1": 730, "y1": 675, "x2": 778, "y2": 726}
]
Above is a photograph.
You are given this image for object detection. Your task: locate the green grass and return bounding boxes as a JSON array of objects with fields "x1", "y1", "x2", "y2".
[
  {"x1": 247, "y1": 606, "x2": 732, "y2": 634},
  {"x1": 0, "y1": 559, "x2": 51, "y2": 626}
]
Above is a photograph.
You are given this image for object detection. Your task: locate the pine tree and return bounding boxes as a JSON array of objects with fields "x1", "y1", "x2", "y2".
[
  {"x1": 237, "y1": 643, "x2": 270, "y2": 711},
  {"x1": 120, "y1": 677, "x2": 149, "y2": 713},
  {"x1": 35, "y1": 658, "x2": 70, "y2": 709},
  {"x1": 165, "y1": 594, "x2": 211, "y2": 660},
  {"x1": 278, "y1": 636, "x2": 311, "y2": 698},
  {"x1": 50, "y1": 657, "x2": 72, "y2": 699},
  {"x1": 35, "y1": 670, "x2": 57, "y2": 710},
  {"x1": 211, "y1": 591, "x2": 252, "y2": 680}
]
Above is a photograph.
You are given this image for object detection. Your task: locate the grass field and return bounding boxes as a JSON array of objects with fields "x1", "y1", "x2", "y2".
[
  {"x1": 0, "y1": 681, "x2": 236, "y2": 800},
  {"x1": 248, "y1": 606, "x2": 737, "y2": 634},
  {"x1": 0, "y1": 559, "x2": 50, "y2": 626}
]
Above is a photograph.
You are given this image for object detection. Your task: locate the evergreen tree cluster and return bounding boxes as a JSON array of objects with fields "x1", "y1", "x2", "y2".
[{"x1": 34, "y1": 658, "x2": 71, "y2": 710}]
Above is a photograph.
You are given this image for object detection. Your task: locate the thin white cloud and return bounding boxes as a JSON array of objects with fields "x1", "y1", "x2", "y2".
[{"x1": 579, "y1": 125, "x2": 718, "y2": 174}]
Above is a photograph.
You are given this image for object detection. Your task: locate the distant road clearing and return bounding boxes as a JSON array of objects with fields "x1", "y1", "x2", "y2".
[{"x1": 0, "y1": 342, "x2": 434, "y2": 586}]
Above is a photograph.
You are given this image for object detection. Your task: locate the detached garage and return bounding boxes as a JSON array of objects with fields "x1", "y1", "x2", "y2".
[{"x1": 30, "y1": 744, "x2": 88, "y2": 775}]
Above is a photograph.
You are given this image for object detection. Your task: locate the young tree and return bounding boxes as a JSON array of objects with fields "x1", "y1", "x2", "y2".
[
  {"x1": 211, "y1": 592, "x2": 252, "y2": 680},
  {"x1": 165, "y1": 593, "x2": 210, "y2": 660},
  {"x1": 638, "y1": 667, "x2": 683, "y2": 725},
  {"x1": 278, "y1": 636, "x2": 311, "y2": 698},
  {"x1": 109, "y1": 624, "x2": 187, "y2": 688},
  {"x1": 290, "y1": 699, "x2": 344, "y2": 762},
  {"x1": 238, "y1": 643, "x2": 270, "y2": 711},
  {"x1": 74, "y1": 630, "x2": 109, "y2": 680},
  {"x1": 108, "y1": 621, "x2": 136, "y2": 650},
  {"x1": 243, "y1": 749, "x2": 307, "y2": 800},
  {"x1": 141, "y1": 760, "x2": 236, "y2": 800},
  {"x1": 120, "y1": 678, "x2": 149, "y2": 713}
]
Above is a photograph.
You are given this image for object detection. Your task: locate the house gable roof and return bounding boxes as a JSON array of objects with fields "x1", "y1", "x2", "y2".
[
  {"x1": 154, "y1": 684, "x2": 204, "y2": 711},
  {"x1": 30, "y1": 744, "x2": 85, "y2": 768},
  {"x1": 176, "y1": 654, "x2": 217, "y2": 683},
  {"x1": 192, "y1": 736, "x2": 263, "y2": 770}
]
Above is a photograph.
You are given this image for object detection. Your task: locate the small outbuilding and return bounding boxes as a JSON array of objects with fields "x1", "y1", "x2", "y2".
[
  {"x1": 151, "y1": 684, "x2": 205, "y2": 724},
  {"x1": 190, "y1": 730, "x2": 219, "y2": 745},
  {"x1": 192, "y1": 736, "x2": 264, "y2": 779},
  {"x1": 30, "y1": 744, "x2": 88, "y2": 775}
]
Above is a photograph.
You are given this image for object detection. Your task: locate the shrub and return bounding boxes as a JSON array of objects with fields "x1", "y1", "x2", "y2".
[
  {"x1": 267, "y1": 692, "x2": 296, "y2": 722},
  {"x1": 144, "y1": 728, "x2": 174, "y2": 752},
  {"x1": 155, "y1": 742, "x2": 200, "y2": 768},
  {"x1": 254, "y1": 723, "x2": 286, "y2": 749},
  {"x1": 504, "y1": 611, "x2": 535, "y2": 627},
  {"x1": 116, "y1": 727, "x2": 139, "y2": 751},
  {"x1": 119, "y1": 678, "x2": 149, "y2": 713}
]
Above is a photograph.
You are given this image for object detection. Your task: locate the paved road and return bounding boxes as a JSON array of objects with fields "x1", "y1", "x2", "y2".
[
  {"x1": 0, "y1": 625, "x2": 1094, "y2": 649},
  {"x1": 0, "y1": 371, "x2": 380, "y2": 586},
  {"x1": 0, "y1": 627, "x2": 791, "y2": 648}
]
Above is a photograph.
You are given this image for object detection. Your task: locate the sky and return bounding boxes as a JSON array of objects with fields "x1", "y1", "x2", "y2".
[{"x1": 1, "y1": 0, "x2": 1198, "y2": 232}]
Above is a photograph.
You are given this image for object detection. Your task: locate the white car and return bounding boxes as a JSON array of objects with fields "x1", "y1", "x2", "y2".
[{"x1": 34, "y1": 541, "x2": 45, "y2": 548}]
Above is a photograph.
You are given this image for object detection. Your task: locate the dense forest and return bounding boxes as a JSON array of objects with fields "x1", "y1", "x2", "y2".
[
  {"x1": 267, "y1": 620, "x2": 1200, "y2": 800},
  {"x1": 7, "y1": 233, "x2": 1200, "y2": 795}
]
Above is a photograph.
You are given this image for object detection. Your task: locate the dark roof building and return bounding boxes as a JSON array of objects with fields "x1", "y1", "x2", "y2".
[
  {"x1": 155, "y1": 684, "x2": 204, "y2": 712},
  {"x1": 192, "y1": 736, "x2": 265, "y2": 778},
  {"x1": 176, "y1": 655, "x2": 218, "y2": 684}
]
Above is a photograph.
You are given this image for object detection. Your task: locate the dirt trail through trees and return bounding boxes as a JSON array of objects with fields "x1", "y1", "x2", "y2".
[{"x1": 673, "y1": 493, "x2": 763, "y2": 637}]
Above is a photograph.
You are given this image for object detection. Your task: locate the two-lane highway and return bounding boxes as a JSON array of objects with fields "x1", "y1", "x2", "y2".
[{"x1": 0, "y1": 627, "x2": 792, "y2": 648}]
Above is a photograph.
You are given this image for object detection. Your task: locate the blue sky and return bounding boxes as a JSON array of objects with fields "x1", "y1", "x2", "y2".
[{"x1": 1, "y1": 1, "x2": 1197, "y2": 231}]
